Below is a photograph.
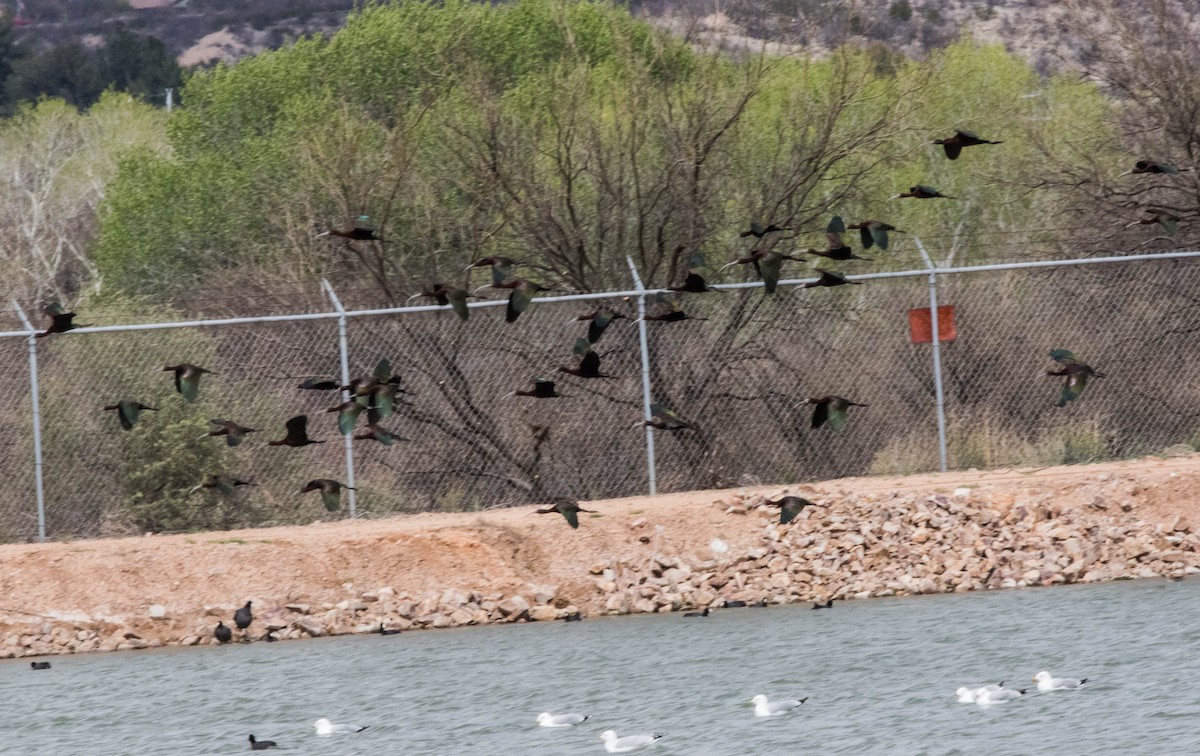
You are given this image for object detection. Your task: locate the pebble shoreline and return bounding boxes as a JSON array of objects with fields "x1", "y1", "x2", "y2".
[{"x1": 4, "y1": 483, "x2": 1199, "y2": 659}]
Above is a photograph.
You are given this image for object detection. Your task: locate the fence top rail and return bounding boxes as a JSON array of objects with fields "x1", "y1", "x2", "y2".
[{"x1": 4, "y1": 248, "x2": 1200, "y2": 339}]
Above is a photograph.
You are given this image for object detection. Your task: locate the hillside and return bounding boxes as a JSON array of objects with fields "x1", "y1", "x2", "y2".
[{"x1": 1, "y1": 0, "x2": 1118, "y2": 72}]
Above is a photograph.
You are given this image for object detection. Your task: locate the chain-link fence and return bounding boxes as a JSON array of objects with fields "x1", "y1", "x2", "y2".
[{"x1": 3, "y1": 248, "x2": 1200, "y2": 542}]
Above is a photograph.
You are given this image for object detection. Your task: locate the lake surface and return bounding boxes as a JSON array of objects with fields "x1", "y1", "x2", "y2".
[{"x1": 2, "y1": 579, "x2": 1198, "y2": 755}]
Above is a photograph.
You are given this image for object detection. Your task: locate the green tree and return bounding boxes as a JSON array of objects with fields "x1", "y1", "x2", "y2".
[
  {"x1": 101, "y1": 25, "x2": 182, "y2": 104},
  {"x1": 3, "y1": 41, "x2": 102, "y2": 110}
]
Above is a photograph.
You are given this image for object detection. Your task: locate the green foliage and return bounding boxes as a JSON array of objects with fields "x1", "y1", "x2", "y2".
[
  {"x1": 31, "y1": 295, "x2": 291, "y2": 535},
  {"x1": 3, "y1": 42, "x2": 100, "y2": 111},
  {"x1": 96, "y1": 0, "x2": 1119, "y2": 301},
  {"x1": 0, "y1": 92, "x2": 169, "y2": 303}
]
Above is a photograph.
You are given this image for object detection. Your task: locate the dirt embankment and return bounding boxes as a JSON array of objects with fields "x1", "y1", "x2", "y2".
[{"x1": 2, "y1": 455, "x2": 1199, "y2": 657}]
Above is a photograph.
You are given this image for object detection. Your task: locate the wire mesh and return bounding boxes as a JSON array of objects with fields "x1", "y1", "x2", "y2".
[
  {"x1": 0, "y1": 337, "x2": 36, "y2": 540},
  {"x1": 640, "y1": 276, "x2": 935, "y2": 490},
  {"x1": 3, "y1": 253, "x2": 1200, "y2": 541},
  {"x1": 28, "y1": 319, "x2": 348, "y2": 539},
  {"x1": 929, "y1": 258, "x2": 1200, "y2": 469},
  {"x1": 342, "y1": 295, "x2": 646, "y2": 515}
]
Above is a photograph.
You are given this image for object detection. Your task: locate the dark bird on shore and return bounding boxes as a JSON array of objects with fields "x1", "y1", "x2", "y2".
[
  {"x1": 514, "y1": 378, "x2": 561, "y2": 398},
  {"x1": 764, "y1": 495, "x2": 822, "y2": 525},
  {"x1": 249, "y1": 734, "x2": 277, "y2": 750},
  {"x1": 102, "y1": 401, "x2": 157, "y2": 431},
  {"x1": 562, "y1": 611, "x2": 583, "y2": 622},
  {"x1": 318, "y1": 216, "x2": 386, "y2": 242},
  {"x1": 799, "y1": 268, "x2": 862, "y2": 289},
  {"x1": 300, "y1": 479, "x2": 354, "y2": 512},
  {"x1": 642, "y1": 292, "x2": 705, "y2": 323},
  {"x1": 214, "y1": 621, "x2": 232, "y2": 644},
  {"x1": 847, "y1": 220, "x2": 904, "y2": 251},
  {"x1": 1125, "y1": 210, "x2": 1180, "y2": 235},
  {"x1": 163, "y1": 363, "x2": 212, "y2": 402},
  {"x1": 722, "y1": 249, "x2": 805, "y2": 294},
  {"x1": 933, "y1": 129, "x2": 1002, "y2": 160},
  {"x1": 739, "y1": 221, "x2": 791, "y2": 239},
  {"x1": 891, "y1": 185, "x2": 956, "y2": 199},
  {"x1": 576, "y1": 308, "x2": 626, "y2": 344},
  {"x1": 812, "y1": 599, "x2": 834, "y2": 610},
  {"x1": 408, "y1": 283, "x2": 475, "y2": 321},
  {"x1": 535, "y1": 497, "x2": 596, "y2": 529},
  {"x1": 298, "y1": 378, "x2": 341, "y2": 391},
  {"x1": 1121, "y1": 160, "x2": 1188, "y2": 176},
  {"x1": 668, "y1": 270, "x2": 722, "y2": 293},
  {"x1": 683, "y1": 606, "x2": 710, "y2": 618},
  {"x1": 1046, "y1": 349, "x2": 1104, "y2": 407},
  {"x1": 803, "y1": 215, "x2": 871, "y2": 261},
  {"x1": 635, "y1": 402, "x2": 694, "y2": 431},
  {"x1": 268, "y1": 415, "x2": 323, "y2": 447},
  {"x1": 234, "y1": 601, "x2": 253, "y2": 630},
  {"x1": 506, "y1": 280, "x2": 550, "y2": 323},
  {"x1": 721, "y1": 599, "x2": 748, "y2": 608},
  {"x1": 353, "y1": 423, "x2": 401, "y2": 445},
  {"x1": 465, "y1": 256, "x2": 519, "y2": 288},
  {"x1": 559, "y1": 339, "x2": 609, "y2": 379},
  {"x1": 200, "y1": 419, "x2": 257, "y2": 447},
  {"x1": 30, "y1": 661, "x2": 50, "y2": 670},
  {"x1": 37, "y1": 301, "x2": 90, "y2": 337},
  {"x1": 807, "y1": 396, "x2": 867, "y2": 430},
  {"x1": 189, "y1": 475, "x2": 256, "y2": 496},
  {"x1": 379, "y1": 623, "x2": 401, "y2": 636}
]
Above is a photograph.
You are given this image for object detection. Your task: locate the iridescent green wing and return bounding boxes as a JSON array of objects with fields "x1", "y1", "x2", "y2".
[
  {"x1": 446, "y1": 288, "x2": 470, "y2": 321},
  {"x1": 1049, "y1": 349, "x2": 1081, "y2": 366},
  {"x1": 1058, "y1": 371, "x2": 1090, "y2": 406},
  {"x1": 560, "y1": 505, "x2": 580, "y2": 529},
  {"x1": 178, "y1": 368, "x2": 202, "y2": 402},
  {"x1": 117, "y1": 401, "x2": 141, "y2": 431},
  {"x1": 758, "y1": 253, "x2": 783, "y2": 294},
  {"x1": 826, "y1": 398, "x2": 851, "y2": 431},
  {"x1": 491, "y1": 258, "x2": 514, "y2": 287},
  {"x1": 372, "y1": 383, "x2": 397, "y2": 420},
  {"x1": 779, "y1": 497, "x2": 812, "y2": 525},
  {"x1": 337, "y1": 402, "x2": 363, "y2": 436},
  {"x1": 321, "y1": 486, "x2": 341, "y2": 512},
  {"x1": 372, "y1": 358, "x2": 391, "y2": 384},
  {"x1": 588, "y1": 309, "x2": 617, "y2": 344},
  {"x1": 506, "y1": 284, "x2": 535, "y2": 323},
  {"x1": 868, "y1": 223, "x2": 891, "y2": 250}
]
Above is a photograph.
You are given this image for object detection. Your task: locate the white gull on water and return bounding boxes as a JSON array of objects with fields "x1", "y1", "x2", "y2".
[
  {"x1": 600, "y1": 730, "x2": 664, "y2": 752},
  {"x1": 955, "y1": 683, "x2": 1004, "y2": 703},
  {"x1": 536, "y1": 712, "x2": 589, "y2": 727},
  {"x1": 975, "y1": 687, "x2": 1027, "y2": 705},
  {"x1": 751, "y1": 694, "x2": 807, "y2": 717},
  {"x1": 1034, "y1": 670, "x2": 1089, "y2": 691},
  {"x1": 313, "y1": 718, "x2": 368, "y2": 735}
]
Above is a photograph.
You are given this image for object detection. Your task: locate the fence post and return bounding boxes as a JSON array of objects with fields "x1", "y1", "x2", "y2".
[
  {"x1": 321, "y1": 280, "x2": 358, "y2": 518},
  {"x1": 914, "y1": 238, "x2": 949, "y2": 473},
  {"x1": 11, "y1": 301, "x2": 46, "y2": 542},
  {"x1": 625, "y1": 257, "x2": 658, "y2": 495}
]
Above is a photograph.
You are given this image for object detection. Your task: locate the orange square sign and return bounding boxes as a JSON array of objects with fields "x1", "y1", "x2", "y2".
[{"x1": 908, "y1": 305, "x2": 956, "y2": 343}]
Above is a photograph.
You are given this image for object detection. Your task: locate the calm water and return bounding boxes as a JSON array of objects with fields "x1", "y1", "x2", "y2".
[{"x1": 2, "y1": 579, "x2": 1198, "y2": 755}]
